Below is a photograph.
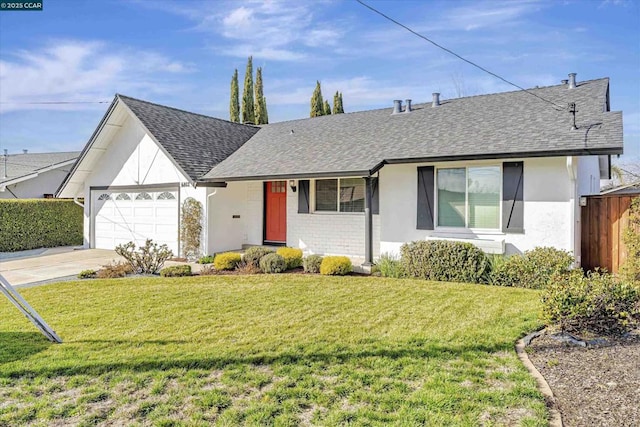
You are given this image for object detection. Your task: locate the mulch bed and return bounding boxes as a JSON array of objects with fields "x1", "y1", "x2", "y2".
[{"x1": 526, "y1": 329, "x2": 640, "y2": 427}]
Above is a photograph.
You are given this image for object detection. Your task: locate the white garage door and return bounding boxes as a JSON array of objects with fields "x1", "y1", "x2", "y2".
[{"x1": 92, "y1": 188, "x2": 179, "y2": 254}]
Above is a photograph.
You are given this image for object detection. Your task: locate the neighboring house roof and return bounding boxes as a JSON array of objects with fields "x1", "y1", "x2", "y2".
[
  {"x1": 117, "y1": 95, "x2": 260, "y2": 180},
  {"x1": 57, "y1": 95, "x2": 260, "y2": 197},
  {"x1": 1, "y1": 151, "x2": 79, "y2": 188},
  {"x1": 600, "y1": 181, "x2": 640, "y2": 195},
  {"x1": 202, "y1": 78, "x2": 623, "y2": 182}
]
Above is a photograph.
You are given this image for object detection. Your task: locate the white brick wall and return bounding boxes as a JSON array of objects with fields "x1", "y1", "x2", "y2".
[{"x1": 286, "y1": 185, "x2": 380, "y2": 260}]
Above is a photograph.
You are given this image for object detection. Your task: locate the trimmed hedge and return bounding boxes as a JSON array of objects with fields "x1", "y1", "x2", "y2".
[
  {"x1": 490, "y1": 247, "x2": 573, "y2": 289},
  {"x1": 400, "y1": 240, "x2": 489, "y2": 284},
  {"x1": 243, "y1": 246, "x2": 274, "y2": 267},
  {"x1": 276, "y1": 247, "x2": 303, "y2": 270},
  {"x1": 259, "y1": 253, "x2": 286, "y2": 274},
  {"x1": 214, "y1": 252, "x2": 241, "y2": 271},
  {"x1": 0, "y1": 199, "x2": 83, "y2": 252},
  {"x1": 320, "y1": 256, "x2": 353, "y2": 276},
  {"x1": 303, "y1": 255, "x2": 323, "y2": 273},
  {"x1": 160, "y1": 265, "x2": 192, "y2": 277}
]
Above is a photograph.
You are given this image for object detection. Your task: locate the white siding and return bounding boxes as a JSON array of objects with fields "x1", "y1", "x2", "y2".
[
  {"x1": 0, "y1": 168, "x2": 70, "y2": 199},
  {"x1": 379, "y1": 157, "x2": 575, "y2": 257},
  {"x1": 207, "y1": 182, "x2": 248, "y2": 254}
]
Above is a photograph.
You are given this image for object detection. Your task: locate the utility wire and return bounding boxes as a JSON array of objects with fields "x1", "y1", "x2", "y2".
[
  {"x1": 0, "y1": 101, "x2": 110, "y2": 105},
  {"x1": 355, "y1": 0, "x2": 566, "y2": 112}
]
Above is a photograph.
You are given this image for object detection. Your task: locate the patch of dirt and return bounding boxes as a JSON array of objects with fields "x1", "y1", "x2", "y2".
[{"x1": 527, "y1": 330, "x2": 640, "y2": 427}]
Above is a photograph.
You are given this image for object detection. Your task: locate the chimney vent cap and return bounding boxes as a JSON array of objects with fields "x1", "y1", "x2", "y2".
[
  {"x1": 432, "y1": 93, "x2": 440, "y2": 108},
  {"x1": 392, "y1": 99, "x2": 403, "y2": 114},
  {"x1": 568, "y1": 73, "x2": 577, "y2": 89}
]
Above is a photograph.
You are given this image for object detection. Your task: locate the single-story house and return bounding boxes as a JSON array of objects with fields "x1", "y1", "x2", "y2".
[
  {"x1": 57, "y1": 73, "x2": 623, "y2": 267},
  {"x1": 1, "y1": 151, "x2": 79, "y2": 199}
]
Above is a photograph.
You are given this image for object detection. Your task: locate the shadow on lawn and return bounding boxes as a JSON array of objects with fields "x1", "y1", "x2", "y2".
[
  {"x1": 1, "y1": 340, "x2": 513, "y2": 378},
  {"x1": 0, "y1": 332, "x2": 53, "y2": 364}
]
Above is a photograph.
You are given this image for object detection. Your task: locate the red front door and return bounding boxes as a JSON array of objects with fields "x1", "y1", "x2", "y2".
[{"x1": 265, "y1": 181, "x2": 287, "y2": 242}]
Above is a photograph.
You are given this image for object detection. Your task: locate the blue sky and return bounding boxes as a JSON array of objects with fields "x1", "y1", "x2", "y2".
[{"x1": 0, "y1": 0, "x2": 638, "y2": 164}]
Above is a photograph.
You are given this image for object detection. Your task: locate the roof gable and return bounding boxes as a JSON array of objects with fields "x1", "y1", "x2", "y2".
[{"x1": 117, "y1": 95, "x2": 260, "y2": 181}]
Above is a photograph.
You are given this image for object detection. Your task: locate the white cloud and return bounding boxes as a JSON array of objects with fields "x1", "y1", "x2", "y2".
[
  {"x1": 0, "y1": 40, "x2": 194, "y2": 113},
  {"x1": 441, "y1": 0, "x2": 544, "y2": 31}
]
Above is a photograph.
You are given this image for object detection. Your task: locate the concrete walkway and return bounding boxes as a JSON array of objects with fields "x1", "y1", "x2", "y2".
[{"x1": 0, "y1": 248, "x2": 121, "y2": 287}]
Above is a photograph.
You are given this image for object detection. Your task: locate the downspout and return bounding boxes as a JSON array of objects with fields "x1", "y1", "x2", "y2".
[
  {"x1": 566, "y1": 157, "x2": 578, "y2": 266},
  {"x1": 363, "y1": 177, "x2": 373, "y2": 268}
]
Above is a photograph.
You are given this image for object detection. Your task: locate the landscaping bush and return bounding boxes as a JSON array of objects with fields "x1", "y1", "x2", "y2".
[
  {"x1": 259, "y1": 253, "x2": 286, "y2": 274},
  {"x1": 214, "y1": 252, "x2": 241, "y2": 271},
  {"x1": 541, "y1": 269, "x2": 640, "y2": 335},
  {"x1": 303, "y1": 255, "x2": 323, "y2": 273},
  {"x1": 243, "y1": 246, "x2": 274, "y2": 267},
  {"x1": 400, "y1": 240, "x2": 489, "y2": 283},
  {"x1": 276, "y1": 247, "x2": 303, "y2": 270},
  {"x1": 198, "y1": 255, "x2": 215, "y2": 264},
  {"x1": 377, "y1": 253, "x2": 405, "y2": 278},
  {"x1": 235, "y1": 260, "x2": 261, "y2": 275},
  {"x1": 199, "y1": 264, "x2": 216, "y2": 276},
  {"x1": 115, "y1": 239, "x2": 173, "y2": 274},
  {"x1": 621, "y1": 197, "x2": 640, "y2": 282},
  {"x1": 78, "y1": 269, "x2": 97, "y2": 279},
  {"x1": 320, "y1": 256, "x2": 353, "y2": 276},
  {"x1": 180, "y1": 198, "x2": 203, "y2": 260},
  {"x1": 96, "y1": 261, "x2": 133, "y2": 279},
  {"x1": 160, "y1": 265, "x2": 192, "y2": 277},
  {"x1": 0, "y1": 199, "x2": 83, "y2": 252},
  {"x1": 490, "y1": 246, "x2": 573, "y2": 289}
]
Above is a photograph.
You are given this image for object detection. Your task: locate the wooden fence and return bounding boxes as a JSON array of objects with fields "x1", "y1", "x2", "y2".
[{"x1": 581, "y1": 194, "x2": 638, "y2": 273}]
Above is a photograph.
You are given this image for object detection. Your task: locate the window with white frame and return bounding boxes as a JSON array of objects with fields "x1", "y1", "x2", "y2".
[
  {"x1": 314, "y1": 178, "x2": 365, "y2": 213},
  {"x1": 437, "y1": 166, "x2": 501, "y2": 229}
]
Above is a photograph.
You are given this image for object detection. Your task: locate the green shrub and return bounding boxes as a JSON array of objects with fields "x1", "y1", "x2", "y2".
[
  {"x1": 96, "y1": 261, "x2": 133, "y2": 279},
  {"x1": 0, "y1": 199, "x2": 83, "y2": 252},
  {"x1": 259, "y1": 253, "x2": 286, "y2": 274},
  {"x1": 115, "y1": 239, "x2": 173, "y2": 274},
  {"x1": 303, "y1": 255, "x2": 323, "y2": 273},
  {"x1": 243, "y1": 246, "x2": 274, "y2": 267},
  {"x1": 276, "y1": 247, "x2": 303, "y2": 269},
  {"x1": 320, "y1": 256, "x2": 353, "y2": 276},
  {"x1": 78, "y1": 269, "x2": 97, "y2": 279},
  {"x1": 542, "y1": 269, "x2": 640, "y2": 335},
  {"x1": 160, "y1": 265, "x2": 192, "y2": 277},
  {"x1": 198, "y1": 255, "x2": 215, "y2": 264},
  {"x1": 400, "y1": 240, "x2": 489, "y2": 283},
  {"x1": 490, "y1": 247, "x2": 573, "y2": 289},
  {"x1": 180, "y1": 198, "x2": 203, "y2": 260},
  {"x1": 377, "y1": 253, "x2": 405, "y2": 278},
  {"x1": 621, "y1": 197, "x2": 640, "y2": 282},
  {"x1": 214, "y1": 252, "x2": 241, "y2": 271}
]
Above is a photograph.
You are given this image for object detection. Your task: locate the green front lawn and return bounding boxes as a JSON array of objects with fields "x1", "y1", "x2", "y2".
[{"x1": 0, "y1": 275, "x2": 545, "y2": 426}]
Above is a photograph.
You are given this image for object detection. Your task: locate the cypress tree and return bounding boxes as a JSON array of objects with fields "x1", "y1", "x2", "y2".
[
  {"x1": 242, "y1": 56, "x2": 255, "y2": 124},
  {"x1": 254, "y1": 67, "x2": 268, "y2": 124},
  {"x1": 229, "y1": 69, "x2": 240, "y2": 122},
  {"x1": 333, "y1": 91, "x2": 344, "y2": 114},
  {"x1": 310, "y1": 81, "x2": 324, "y2": 117},
  {"x1": 323, "y1": 100, "x2": 331, "y2": 115}
]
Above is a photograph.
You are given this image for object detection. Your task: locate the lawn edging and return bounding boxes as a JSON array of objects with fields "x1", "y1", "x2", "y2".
[{"x1": 516, "y1": 331, "x2": 563, "y2": 427}]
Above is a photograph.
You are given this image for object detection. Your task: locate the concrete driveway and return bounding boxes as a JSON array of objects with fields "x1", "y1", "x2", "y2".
[{"x1": 0, "y1": 248, "x2": 121, "y2": 287}]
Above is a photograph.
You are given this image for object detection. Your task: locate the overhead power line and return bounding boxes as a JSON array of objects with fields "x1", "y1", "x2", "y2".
[
  {"x1": 0, "y1": 101, "x2": 110, "y2": 105},
  {"x1": 355, "y1": 0, "x2": 566, "y2": 111}
]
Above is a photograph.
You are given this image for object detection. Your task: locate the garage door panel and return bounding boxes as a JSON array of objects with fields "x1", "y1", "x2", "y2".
[{"x1": 92, "y1": 188, "x2": 179, "y2": 254}]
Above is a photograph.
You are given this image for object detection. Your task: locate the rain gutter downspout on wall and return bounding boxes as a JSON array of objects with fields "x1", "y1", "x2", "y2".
[
  {"x1": 363, "y1": 163, "x2": 385, "y2": 268},
  {"x1": 566, "y1": 157, "x2": 579, "y2": 266}
]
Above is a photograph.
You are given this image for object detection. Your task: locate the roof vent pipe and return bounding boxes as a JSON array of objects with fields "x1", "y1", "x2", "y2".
[
  {"x1": 404, "y1": 99, "x2": 412, "y2": 113},
  {"x1": 392, "y1": 100, "x2": 403, "y2": 114},
  {"x1": 432, "y1": 93, "x2": 440, "y2": 107},
  {"x1": 568, "y1": 73, "x2": 577, "y2": 89},
  {"x1": 23, "y1": 149, "x2": 28, "y2": 154},
  {"x1": 561, "y1": 79, "x2": 568, "y2": 85}
]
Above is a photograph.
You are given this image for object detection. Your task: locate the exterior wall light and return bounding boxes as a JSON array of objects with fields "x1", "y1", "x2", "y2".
[{"x1": 289, "y1": 180, "x2": 297, "y2": 192}]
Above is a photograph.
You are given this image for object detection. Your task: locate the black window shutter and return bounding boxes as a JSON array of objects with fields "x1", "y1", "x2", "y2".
[
  {"x1": 417, "y1": 166, "x2": 435, "y2": 230},
  {"x1": 502, "y1": 162, "x2": 524, "y2": 233},
  {"x1": 298, "y1": 180, "x2": 310, "y2": 214},
  {"x1": 371, "y1": 177, "x2": 379, "y2": 215}
]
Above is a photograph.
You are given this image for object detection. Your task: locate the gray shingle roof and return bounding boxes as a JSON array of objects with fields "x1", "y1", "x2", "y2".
[
  {"x1": 202, "y1": 78, "x2": 623, "y2": 181},
  {"x1": 118, "y1": 95, "x2": 260, "y2": 181},
  {"x1": 1, "y1": 151, "x2": 79, "y2": 185}
]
